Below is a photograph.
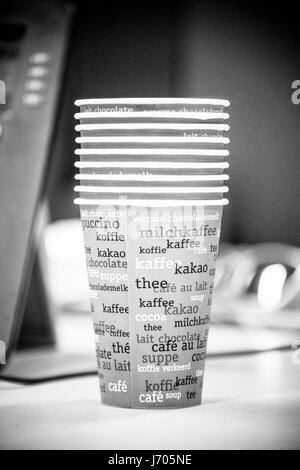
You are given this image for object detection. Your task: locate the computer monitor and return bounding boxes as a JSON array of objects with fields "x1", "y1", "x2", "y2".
[{"x1": 0, "y1": 1, "x2": 73, "y2": 365}]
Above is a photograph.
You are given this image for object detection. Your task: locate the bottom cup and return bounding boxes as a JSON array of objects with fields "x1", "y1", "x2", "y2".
[{"x1": 76, "y1": 198, "x2": 227, "y2": 408}]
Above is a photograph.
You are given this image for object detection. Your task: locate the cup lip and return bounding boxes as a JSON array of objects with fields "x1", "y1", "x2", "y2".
[
  {"x1": 74, "y1": 98, "x2": 230, "y2": 107},
  {"x1": 74, "y1": 173, "x2": 230, "y2": 181},
  {"x1": 74, "y1": 112, "x2": 230, "y2": 121},
  {"x1": 74, "y1": 161, "x2": 230, "y2": 169},
  {"x1": 74, "y1": 185, "x2": 229, "y2": 193},
  {"x1": 75, "y1": 136, "x2": 230, "y2": 144},
  {"x1": 74, "y1": 197, "x2": 229, "y2": 206},
  {"x1": 74, "y1": 148, "x2": 230, "y2": 156},
  {"x1": 75, "y1": 123, "x2": 230, "y2": 131}
]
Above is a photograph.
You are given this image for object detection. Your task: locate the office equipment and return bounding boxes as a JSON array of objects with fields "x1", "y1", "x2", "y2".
[{"x1": 0, "y1": 2, "x2": 73, "y2": 362}]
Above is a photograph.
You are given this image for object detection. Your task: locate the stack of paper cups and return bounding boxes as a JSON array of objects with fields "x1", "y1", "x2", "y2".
[{"x1": 74, "y1": 98, "x2": 230, "y2": 408}]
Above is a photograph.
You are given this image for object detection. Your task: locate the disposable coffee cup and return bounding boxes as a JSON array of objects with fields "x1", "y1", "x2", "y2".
[
  {"x1": 74, "y1": 111, "x2": 230, "y2": 125},
  {"x1": 74, "y1": 185, "x2": 229, "y2": 201},
  {"x1": 74, "y1": 148, "x2": 229, "y2": 163},
  {"x1": 74, "y1": 161, "x2": 230, "y2": 176},
  {"x1": 75, "y1": 97, "x2": 230, "y2": 114},
  {"x1": 75, "y1": 173, "x2": 229, "y2": 187},
  {"x1": 75, "y1": 197, "x2": 227, "y2": 408},
  {"x1": 75, "y1": 123, "x2": 230, "y2": 138},
  {"x1": 75, "y1": 136, "x2": 230, "y2": 150}
]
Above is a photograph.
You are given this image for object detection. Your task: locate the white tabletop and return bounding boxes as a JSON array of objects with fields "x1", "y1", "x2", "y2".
[{"x1": 1, "y1": 349, "x2": 299, "y2": 450}]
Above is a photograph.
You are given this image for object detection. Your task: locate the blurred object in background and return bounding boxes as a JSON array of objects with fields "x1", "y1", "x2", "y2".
[
  {"x1": 44, "y1": 219, "x2": 90, "y2": 314},
  {"x1": 214, "y1": 243, "x2": 300, "y2": 330},
  {"x1": 0, "y1": 2, "x2": 73, "y2": 359}
]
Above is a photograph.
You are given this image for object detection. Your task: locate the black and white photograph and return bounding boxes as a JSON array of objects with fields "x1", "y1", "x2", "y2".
[{"x1": 0, "y1": 0, "x2": 300, "y2": 453}]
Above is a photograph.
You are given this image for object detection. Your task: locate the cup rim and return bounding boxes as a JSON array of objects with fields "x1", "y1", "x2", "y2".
[
  {"x1": 74, "y1": 185, "x2": 229, "y2": 193},
  {"x1": 75, "y1": 136, "x2": 230, "y2": 144},
  {"x1": 75, "y1": 123, "x2": 230, "y2": 131},
  {"x1": 75, "y1": 98, "x2": 230, "y2": 107},
  {"x1": 74, "y1": 197, "x2": 229, "y2": 206},
  {"x1": 74, "y1": 173, "x2": 230, "y2": 181},
  {"x1": 74, "y1": 148, "x2": 230, "y2": 156},
  {"x1": 74, "y1": 112, "x2": 230, "y2": 121},
  {"x1": 74, "y1": 161, "x2": 230, "y2": 169}
]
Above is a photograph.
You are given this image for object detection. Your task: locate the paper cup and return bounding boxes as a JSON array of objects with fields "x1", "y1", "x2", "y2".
[
  {"x1": 75, "y1": 173, "x2": 230, "y2": 187},
  {"x1": 74, "y1": 161, "x2": 230, "y2": 176},
  {"x1": 74, "y1": 149, "x2": 229, "y2": 163},
  {"x1": 75, "y1": 123, "x2": 230, "y2": 138},
  {"x1": 75, "y1": 198, "x2": 227, "y2": 408},
  {"x1": 74, "y1": 111, "x2": 230, "y2": 124},
  {"x1": 74, "y1": 185, "x2": 229, "y2": 201},
  {"x1": 75, "y1": 97, "x2": 230, "y2": 114},
  {"x1": 75, "y1": 136, "x2": 230, "y2": 150}
]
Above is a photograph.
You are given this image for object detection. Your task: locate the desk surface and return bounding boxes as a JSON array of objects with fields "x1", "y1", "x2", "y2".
[{"x1": 1, "y1": 349, "x2": 300, "y2": 450}]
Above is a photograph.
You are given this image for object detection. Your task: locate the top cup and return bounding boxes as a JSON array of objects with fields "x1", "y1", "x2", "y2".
[{"x1": 75, "y1": 97, "x2": 230, "y2": 114}]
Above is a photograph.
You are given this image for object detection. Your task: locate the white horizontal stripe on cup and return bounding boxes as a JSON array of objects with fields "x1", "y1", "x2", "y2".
[
  {"x1": 74, "y1": 186, "x2": 229, "y2": 194},
  {"x1": 74, "y1": 174, "x2": 230, "y2": 181},
  {"x1": 75, "y1": 98, "x2": 230, "y2": 106},
  {"x1": 75, "y1": 136, "x2": 230, "y2": 144},
  {"x1": 74, "y1": 161, "x2": 229, "y2": 169},
  {"x1": 74, "y1": 112, "x2": 230, "y2": 121},
  {"x1": 75, "y1": 123, "x2": 230, "y2": 131},
  {"x1": 75, "y1": 148, "x2": 229, "y2": 156},
  {"x1": 74, "y1": 198, "x2": 229, "y2": 207}
]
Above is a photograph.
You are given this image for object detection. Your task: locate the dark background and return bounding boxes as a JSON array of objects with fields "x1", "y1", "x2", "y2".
[{"x1": 49, "y1": 0, "x2": 300, "y2": 246}]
